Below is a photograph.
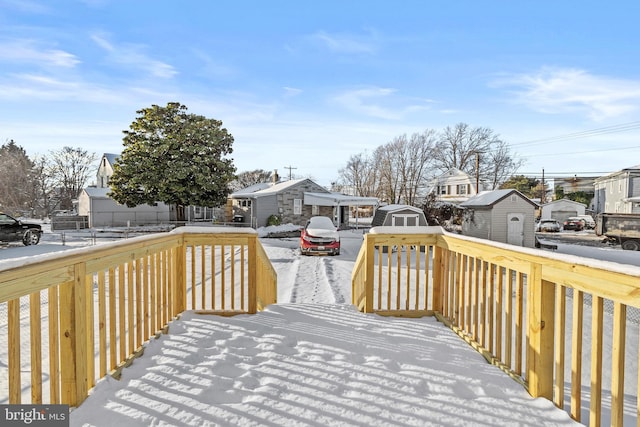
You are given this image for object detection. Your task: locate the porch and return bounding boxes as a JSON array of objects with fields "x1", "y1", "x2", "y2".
[{"x1": 1, "y1": 226, "x2": 639, "y2": 425}]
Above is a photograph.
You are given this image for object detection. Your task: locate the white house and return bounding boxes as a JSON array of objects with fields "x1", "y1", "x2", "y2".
[
  {"x1": 539, "y1": 199, "x2": 586, "y2": 222},
  {"x1": 593, "y1": 164, "x2": 640, "y2": 214},
  {"x1": 426, "y1": 168, "x2": 487, "y2": 204}
]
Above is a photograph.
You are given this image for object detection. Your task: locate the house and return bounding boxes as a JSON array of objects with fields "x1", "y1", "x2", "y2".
[
  {"x1": 79, "y1": 153, "x2": 218, "y2": 227},
  {"x1": 78, "y1": 187, "x2": 171, "y2": 227},
  {"x1": 459, "y1": 189, "x2": 538, "y2": 248},
  {"x1": 539, "y1": 199, "x2": 587, "y2": 222},
  {"x1": 426, "y1": 168, "x2": 487, "y2": 204},
  {"x1": 230, "y1": 178, "x2": 379, "y2": 228},
  {"x1": 593, "y1": 164, "x2": 640, "y2": 214},
  {"x1": 371, "y1": 204, "x2": 428, "y2": 227}
]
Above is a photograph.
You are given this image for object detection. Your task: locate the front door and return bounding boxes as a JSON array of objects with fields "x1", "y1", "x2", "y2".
[{"x1": 507, "y1": 213, "x2": 524, "y2": 246}]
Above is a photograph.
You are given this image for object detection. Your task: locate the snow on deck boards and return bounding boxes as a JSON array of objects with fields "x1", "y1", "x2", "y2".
[{"x1": 69, "y1": 304, "x2": 580, "y2": 426}]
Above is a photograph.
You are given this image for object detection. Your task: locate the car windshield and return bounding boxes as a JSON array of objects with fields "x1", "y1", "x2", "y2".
[{"x1": 307, "y1": 217, "x2": 335, "y2": 230}]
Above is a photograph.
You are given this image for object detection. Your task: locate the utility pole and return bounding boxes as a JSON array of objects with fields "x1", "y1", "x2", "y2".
[
  {"x1": 475, "y1": 152, "x2": 480, "y2": 194},
  {"x1": 541, "y1": 168, "x2": 545, "y2": 204},
  {"x1": 284, "y1": 165, "x2": 297, "y2": 180}
]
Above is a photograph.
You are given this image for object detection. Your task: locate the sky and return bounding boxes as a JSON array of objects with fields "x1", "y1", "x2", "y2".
[{"x1": 2, "y1": 1, "x2": 640, "y2": 188}]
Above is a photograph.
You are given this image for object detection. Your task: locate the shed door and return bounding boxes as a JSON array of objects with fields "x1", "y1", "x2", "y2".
[{"x1": 507, "y1": 213, "x2": 524, "y2": 246}]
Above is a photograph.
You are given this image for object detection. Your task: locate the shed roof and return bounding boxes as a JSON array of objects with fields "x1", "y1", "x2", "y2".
[{"x1": 460, "y1": 189, "x2": 538, "y2": 208}]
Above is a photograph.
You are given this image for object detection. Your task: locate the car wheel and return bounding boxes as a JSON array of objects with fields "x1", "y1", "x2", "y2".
[
  {"x1": 621, "y1": 240, "x2": 640, "y2": 251},
  {"x1": 23, "y1": 230, "x2": 40, "y2": 246}
]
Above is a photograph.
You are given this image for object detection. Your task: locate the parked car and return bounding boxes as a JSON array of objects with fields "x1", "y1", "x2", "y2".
[
  {"x1": 0, "y1": 213, "x2": 42, "y2": 245},
  {"x1": 576, "y1": 214, "x2": 596, "y2": 229},
  {"x1": 300, "y1": 216, "x2": 340, "y2": 255},
  {"x1": 535, "y1": 219, "x2": 561, "y2": 232},
  {"x1": 563, "y1": 217, "x2": 584, "y2": 231}
]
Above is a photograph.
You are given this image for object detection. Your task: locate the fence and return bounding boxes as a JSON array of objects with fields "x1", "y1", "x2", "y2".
[
  {"x1": 0, "y1": 227, "x2": 277, "y2": 407},
  {"x1": 352, "y1": 226, "x2": 640, "y2": 427}
]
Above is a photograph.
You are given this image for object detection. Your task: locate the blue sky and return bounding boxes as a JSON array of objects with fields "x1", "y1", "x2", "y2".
[{"x1": 2, "y1": 1, "x2": 640, "y2": 187}]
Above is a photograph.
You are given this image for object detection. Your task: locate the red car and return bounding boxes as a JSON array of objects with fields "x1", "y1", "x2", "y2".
[
  {"x1": 300, "y1": 216, "x2": 340, "y2": 255},
  {"x1": 563, "y1": 217, "x2": 584, "y2": 231}
]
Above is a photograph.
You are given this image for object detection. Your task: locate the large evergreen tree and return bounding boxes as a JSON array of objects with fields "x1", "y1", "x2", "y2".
[{"x1": 109, "y1": 102, "x2": 236, "y2": 222}]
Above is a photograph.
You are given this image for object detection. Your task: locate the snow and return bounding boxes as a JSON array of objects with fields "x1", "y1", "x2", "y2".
[{"x1": 6, "y1": 225, "x2": 638, "y2": 425}]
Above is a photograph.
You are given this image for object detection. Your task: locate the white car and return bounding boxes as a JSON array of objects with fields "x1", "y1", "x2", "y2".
[{"x1": 576, "y1": 214, "x2": 595, "y2": 229}]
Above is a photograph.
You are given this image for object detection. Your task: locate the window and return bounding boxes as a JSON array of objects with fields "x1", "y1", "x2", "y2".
[
  {"x1": 457, "y1": 184, "x2": 468, "y2": 195},
  {"x1": 236, "y1": 199, "x2": 252, "y2": 207},
  {"x1": 438, "y1": 185, "x2": 447, "y2": 195},
  {"x1": 294, "y1": 199, "x2": 302, "y2": 215},
  {"x1": 312, "y1": 205, "x2": 319, "y2": 215}
]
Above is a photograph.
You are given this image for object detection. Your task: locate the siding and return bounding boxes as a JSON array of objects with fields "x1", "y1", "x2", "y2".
[
  {"x1": 490, "y1": 197, "x2": 536, "y2": 247},
  {"x1": 464, "y1": 209, "x2": 492, "y2": 240}
]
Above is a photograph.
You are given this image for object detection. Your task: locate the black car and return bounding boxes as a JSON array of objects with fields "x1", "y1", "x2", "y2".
[{"x1": 0, "y1": 213, "x2": 42, "y2": 245}]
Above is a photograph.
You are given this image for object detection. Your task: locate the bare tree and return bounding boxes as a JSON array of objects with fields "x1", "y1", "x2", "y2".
[
  {"x1": 0, "y1": 140, "x2": 36, "y2": 215},
  {"x1": 483, "y1": 141, "x2": 524, "y2": 190},
  {"x1": 338, "y1": 152, "x2": 379, "y2": 197},
  {"x1": 48, "y1": 147, "x2": 97, "y2": 211},
  {"x1": 31, "y1": 154, "x2": 58, "y2": 217},
  {"x1": 433, "y1": 123, "x2": 519, "y2": 190},
  {"x1": 231, "y1": 169, "x2": 275, "y2": 191},
  {"x1": 393, "y1": 131, "x2": 436, "y2": 205}
]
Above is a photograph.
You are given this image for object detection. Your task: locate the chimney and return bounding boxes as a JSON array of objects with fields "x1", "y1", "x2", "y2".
[{"x1": 272, "y1": 169, "x2": 279, "y2": 184}]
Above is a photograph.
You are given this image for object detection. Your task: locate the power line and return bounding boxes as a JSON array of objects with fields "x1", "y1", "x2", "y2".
[{"x1": 509, "y1": 120, "x2": 640, "y2": 148}]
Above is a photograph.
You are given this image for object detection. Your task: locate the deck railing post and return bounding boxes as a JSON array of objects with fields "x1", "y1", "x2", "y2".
[
  {"x1": 173, "y1": 237, "x2": 186, "y2": 315},
  {"x1": 432, "y1": 245, "x2": 444, "y2": 312},
  {"x1": 59, "y1": 263, "x2": 89, "y2": 406},
  {"x1": 364, "y1": 234, "x2": 375, "y2": 313},
  {"x1": 527, "y1": 262, "x2": 555, "y2": 399},
  {"x1": 248, "y1": 235, "x2": 258, "y2": 314}
]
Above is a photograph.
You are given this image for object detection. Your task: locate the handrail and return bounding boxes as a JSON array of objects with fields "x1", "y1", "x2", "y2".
[
  {"x1": 352, "y1": 226, "x2": 640, "y2": 426},
  {"x1": 0, "y1": 227, "x2": 277, "y2": 407}
]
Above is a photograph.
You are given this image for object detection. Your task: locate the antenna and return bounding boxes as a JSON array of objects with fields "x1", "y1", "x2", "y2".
[{"x1": 284, "y1": 165, "x2": 297, "y2": 180}]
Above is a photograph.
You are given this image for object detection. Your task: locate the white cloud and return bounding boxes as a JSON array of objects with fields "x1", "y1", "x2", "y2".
[
  {"x1": 90, "y1": 32, "x2": 178, "y2": 79},
  {"x1": 0, "y1": 39, "x2": 80, "y2": 67},
  {"x1": 310, "y1": 31, "x2": 376, "y2": 54},
  {"x1": 492, "y1": 67, "x2": 640, "y2": 121},
  {"x1": 282, "y1": 86, "x2": 302, "y2": 97},
  {"x1": 332, "y1": 86, "x2": 430, "y2": 120}
]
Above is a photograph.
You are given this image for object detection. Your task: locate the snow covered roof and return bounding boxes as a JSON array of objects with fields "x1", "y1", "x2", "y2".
[
  {"x1": 541, "y1": 198, "x2": 586, "y2": 208},
  {"x1": 83, "y1": 187, "x2": 111, "y2": 198},
  {"x1": 230, "y1": 182, "x2": 273, "y2": 197},
  {"x1": 460, "y1": 189, "x2": 538, "y2": 208},
  {"x1": 231, "y1": 178, "x2": 314, "y2": 198},
  {"x1": 378, "y1": 204, "x2": 423, "y2": 213}
]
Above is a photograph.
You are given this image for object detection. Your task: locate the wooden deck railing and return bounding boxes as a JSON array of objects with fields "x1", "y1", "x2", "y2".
[
  {"x1": 352, "y1": 226, "x2": 640, "y2": 427},
  {"x1": 0, "y1": 227, "x2": 276, "y2": 407}
]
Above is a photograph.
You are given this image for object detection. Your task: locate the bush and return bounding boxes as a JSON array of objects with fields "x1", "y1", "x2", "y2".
[{"x1": 267, "y1": 215, "x2": 281, "y2": 226}]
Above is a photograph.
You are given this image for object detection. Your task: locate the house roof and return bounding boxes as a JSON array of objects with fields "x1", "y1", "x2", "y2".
[
  {"x1": 83, "y1": 187, "x2": 111, "y2": 198},
  {"x1": 103, "y1": 153, "x2": 119, "y2": 166},
  {"x1": 541, "y1": 199, "x2": 586, "y2": 208},
  {"x1": 231, "y1": 178, "x2": 322, "y2": 198},
  {"x1": 460, "y1": 189, "x2": 538, "y2": 208}
]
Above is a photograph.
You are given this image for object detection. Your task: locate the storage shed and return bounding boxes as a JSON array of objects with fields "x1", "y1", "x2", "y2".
[
  {"x1": 540, "y1": 199, "x2": 586, "y2": 222},
  {"x1": 459, "y1": 189, "x2": 538, "y2": 247},
  {"x1": 371, "y1": 204, "x2": 428, "y2": 227}
]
